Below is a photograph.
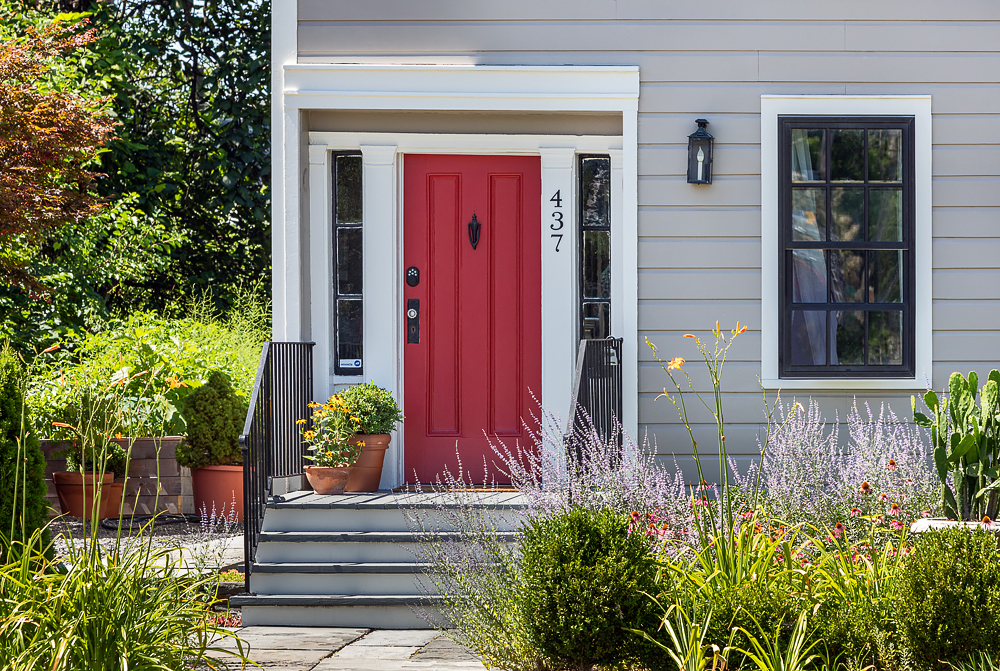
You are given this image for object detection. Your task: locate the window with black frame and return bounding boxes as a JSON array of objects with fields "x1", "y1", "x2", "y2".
[
  {"x1": 579, "y1": 155, "x2": 612, "y2": 340},
  {"x1": 779, "y1": 116, "x2": 915, "y2": 377},
  {"x1": 333, "y1": 153, "x2": 363, "y2": 376}
]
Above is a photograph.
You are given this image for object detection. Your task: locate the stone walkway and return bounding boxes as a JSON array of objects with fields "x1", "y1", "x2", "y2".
[{"x1": 213, "y1": 627, "x2": 487, "y2": 670}]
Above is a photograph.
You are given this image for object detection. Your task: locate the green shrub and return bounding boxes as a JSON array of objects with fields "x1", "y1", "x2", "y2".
[
  {"x1": 175, "y1": 371, "x2": 247, "y2": 469},
  {"x1": 894, "y1": 527, "x2": 1000, "y2": 669},
  {"x1": 27, "y1": 290, "x2": 269, "y2": 440},
  {"x1": 698, "y1": 581, "x2": 797, "y2": 667},
  {"x1": 0, "y1": 344, "x2": 51, "y2": 559},
  {"x1": 339, "y1": 381, "x2": 403, "y2": 435},
  {"x1": 516, "y1": 507, "x2": 664, "y2": 670}
]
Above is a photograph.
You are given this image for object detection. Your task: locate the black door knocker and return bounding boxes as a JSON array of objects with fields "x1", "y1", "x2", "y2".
[{"x1": 468, "y1": 213, "x2": 481, "y2": 250}]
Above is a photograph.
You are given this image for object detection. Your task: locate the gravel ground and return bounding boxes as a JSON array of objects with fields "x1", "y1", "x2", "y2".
[{"x1": 48, "y1": 514, "x2": 235, "y2": 557}]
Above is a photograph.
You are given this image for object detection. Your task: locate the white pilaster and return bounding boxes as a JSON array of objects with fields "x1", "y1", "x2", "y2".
[
  {"x1": 308, "y1": 145, "x2": 332, "y2": 401},
  {"x1": 271, "y1": 0, "x2": 297, "y2": 340},
  {"x1": 538, "y1": 147, "x2": 578, "y2": 435},
  {"x1": 359, "y1": 144, "x2": 400, "y2": 487},
  {"x1": 620, "y1": 104, "x2": 640, "y2": 441}
]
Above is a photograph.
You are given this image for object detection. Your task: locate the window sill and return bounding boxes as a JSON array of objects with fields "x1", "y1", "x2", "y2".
[{"x1": 761, "y1": 378, "x2": 927, "y2": 391}]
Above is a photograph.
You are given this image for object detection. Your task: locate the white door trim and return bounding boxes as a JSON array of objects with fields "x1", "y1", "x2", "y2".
[{"x1": 280, "y1": 65, "x2": 639, "y2": 488}]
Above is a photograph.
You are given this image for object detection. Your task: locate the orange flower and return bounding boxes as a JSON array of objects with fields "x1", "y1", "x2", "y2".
[
  {"x1": 52, "y1": 422, "x2": 73, "y2": 428},
  {"x1": 41, "y1": 343, "x2": 60, "y2": 354},
  {"x1": 683, "y1": 334, "x2": 697, "y2": 340},
  {"x1": 667, "y1": 357, "x2": 685, "y2": 371}
]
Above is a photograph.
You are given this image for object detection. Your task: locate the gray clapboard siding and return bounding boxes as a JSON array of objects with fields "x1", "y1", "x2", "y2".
[
  {"x1": 297, "y1": 22, "x2": 847, "y2": 54},
  {"x1": 638, "y1": 238, "x2": 760, "y2": 269},
  {"x1": 638, "y1": 208, "x2": 762, "y2": 238},
  {"x1": 932, "y1": 209, "x2": 1000, "y2": 238},
  {"x1": 640, "y1": 269, "x2": 761, "y2": 301},
  {"x1": 296, "y1": 1, "x2": 1000, "y2": 452}
]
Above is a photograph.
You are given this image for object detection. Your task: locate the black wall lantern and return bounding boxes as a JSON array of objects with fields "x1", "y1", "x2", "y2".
[{"x1": 686, "y1": 118, "x2": 714, "y2": 184}]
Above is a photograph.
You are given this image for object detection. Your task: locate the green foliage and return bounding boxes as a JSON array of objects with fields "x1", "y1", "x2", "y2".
[
  {"x1": 733, "y1": 611, "x2": 822, "y2": 671},
  {"x1": 0, "y1": 345, "x2": 50, "y2": 560},
  {"x1": 894, "y1": 527, "x2": 1000, "y2": 669},
  {"x1": 517, "y1": 508, "x2": 663, "y2": 670},
  {"x1": 913, "y1": 371, "x2": 1000, "y2": 521},
  {"x1": 175, "y1": 371, "x2": 247, "y2": 469},
  {"x1": 698, "y1": 581, "x2": 797, "y2": 667},
  {"x1": 0, "y1": 520, "x2": 250, "y2": 669},
  {"x1": 62, "y1": 435, "x2": 128, "y2": 478},
  {"x1": 340, "y1": 381, "x2": 404, "y2": 435},
  {"x1": 26, "y1": 290, "x2": 269, "y2": 440}
]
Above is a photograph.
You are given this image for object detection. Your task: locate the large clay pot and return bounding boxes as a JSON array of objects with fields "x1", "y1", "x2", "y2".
[
  {"x1": 344, "y1": 434, "x2": 391, "y2": 492},
  {"x1": 190, "y1": 465, "x2": 244, "y2": 523},
  {"x1": 304, "y1": 466, "x2": 353, "y2": 495},
  {"x1": 52, "y1": 471, "x2": 116, "y2": 519}
]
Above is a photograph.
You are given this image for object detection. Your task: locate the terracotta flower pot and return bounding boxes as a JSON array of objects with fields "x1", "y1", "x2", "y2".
[
  {"x1": 190, "y1": 465, "x2": 244, "y2": 523},
  {"x1": 344, "y1": 434, "x2": 391, "y2": 492},
  {"x1": 52, "y1": 471, "x2": 118, "y2": 519},
  {"x1": 304, "y1": 466, "x2": 353, "y2": 495}
]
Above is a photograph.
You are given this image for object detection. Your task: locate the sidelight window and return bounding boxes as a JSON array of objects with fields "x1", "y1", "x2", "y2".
[
  {"x1": 333, "y1": 153, "x2": 363, "y2": 376},
  {"x1": 579, "y1": 155, "x2": 612, "y2": 340},
  {"x1": 779, "y1": 117, "x2": 914, "y2": 377}
]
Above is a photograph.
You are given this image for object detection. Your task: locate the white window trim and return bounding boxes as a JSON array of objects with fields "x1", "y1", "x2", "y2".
[
  {"x1": 760, "y1": 94, "x2": 932, "y2": 391},
  {"x1": 277, "y1": 64, "x2": 639, "y2": 487}
]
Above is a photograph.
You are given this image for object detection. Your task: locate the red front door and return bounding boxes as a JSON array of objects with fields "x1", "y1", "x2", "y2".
[{"x1": 403, "y1": 154, "x2": 542, "y2": 485}]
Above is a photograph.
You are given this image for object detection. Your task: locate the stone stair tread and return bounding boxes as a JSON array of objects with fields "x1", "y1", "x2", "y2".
[
  {"x1": 266, "y1": 490, "x2": 527, "y2": 510},
  {"x1": 253, "y1": 561, "x2": 432, "y2": 573},
  {"x1": 259, "y1": 530, "x2": 516, "y2": 542},
  {"x1": 231, "y1": 594, "x2": 442, "y2": 607}
]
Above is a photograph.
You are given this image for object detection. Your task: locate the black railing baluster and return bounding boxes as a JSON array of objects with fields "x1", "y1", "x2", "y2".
[
  {"x1": 240, "y1": 341, "x2": 314, "y2": 594},
  {"x1": 564, "y1": 337, "x2": 624, "y2": 465}
]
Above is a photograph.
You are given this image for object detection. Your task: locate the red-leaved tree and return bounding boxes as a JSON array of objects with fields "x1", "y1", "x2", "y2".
[{"x1": 0, "y1": 20, "x2": 116, "y2": 289}]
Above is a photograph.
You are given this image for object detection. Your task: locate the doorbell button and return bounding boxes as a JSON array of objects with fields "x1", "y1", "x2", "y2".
[{"x1": 406, "y1": 266, "x2": 420, "y2": 287}]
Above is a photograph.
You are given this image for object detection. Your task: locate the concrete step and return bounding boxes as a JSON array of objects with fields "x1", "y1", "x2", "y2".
[
  {"x1": 250, "y1": 562, "x2": 434, "y2": 596},
  {"x1": 231, "y1": 594, "x2": 441, "y2": 629},
  {"x1": 255, "y1": 530, "x2": 516, "y2": 563},
  {"x1": 262, "y1": 490, "x2": 526, "y2": 533}
]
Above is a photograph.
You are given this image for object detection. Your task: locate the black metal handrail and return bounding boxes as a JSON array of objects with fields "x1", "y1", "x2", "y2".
[
  {"x1": 240, "y1": 341, "x2": 314, "y2": 593},
  {"x1": 565, "y1": 337, "x2": 624, "y2": 463}
]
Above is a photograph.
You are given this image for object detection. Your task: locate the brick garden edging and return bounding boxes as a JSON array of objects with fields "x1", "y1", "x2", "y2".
[{"x1": 40, "y1": 438, "x2": 194, "y2": 517}]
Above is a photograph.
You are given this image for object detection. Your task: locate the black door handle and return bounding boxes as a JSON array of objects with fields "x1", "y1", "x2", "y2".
[
  {"x1": 468, "y1": 213, "x2": 481, "y2": 250},
  {"x1": 406, "y1": 299, "x2": 419, "y2": 344}
]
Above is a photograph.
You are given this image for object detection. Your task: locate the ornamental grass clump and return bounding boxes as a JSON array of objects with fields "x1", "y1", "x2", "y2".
[{"x1": 299, "y1": 395, "x2": 363, "y2": 466}]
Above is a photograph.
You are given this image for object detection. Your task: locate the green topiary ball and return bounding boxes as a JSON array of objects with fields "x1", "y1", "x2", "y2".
[
  {"x1": 894, "y1": 527, "x2": 1000, "y2": 670},
  {"x1": 516, "y1": 507, "x2": 664, "y2": 671},
  {"x1": 339, "y1": 382, "x2": 403, "y2": 435},
  {"x1": 0, "y1": 344, "x2": 51, "y2": 559},
  {"x1": 175, "y1": 371, "x2": 247, "y2": 469}
]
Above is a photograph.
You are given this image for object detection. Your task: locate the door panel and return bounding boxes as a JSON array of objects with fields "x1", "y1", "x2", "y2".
[{"x1": 403, "y1": 154, "x2": 541, "y2": 484}]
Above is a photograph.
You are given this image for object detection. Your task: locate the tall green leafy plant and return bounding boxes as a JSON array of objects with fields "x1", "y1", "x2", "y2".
[
  {"x1": 0, "y1": 344, "x2": 50, "y2": 560},
  {"x1": 913, "y1": 370, "x2": 1000, "y2": 520},
  {"x1": 339, "y1": 381, "x2": 404, "y2": 435}
]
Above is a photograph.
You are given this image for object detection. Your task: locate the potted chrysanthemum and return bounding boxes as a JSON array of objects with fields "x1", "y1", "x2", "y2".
[{"x1": 299, "y1": 395, "x2": 364, "y2": 495}]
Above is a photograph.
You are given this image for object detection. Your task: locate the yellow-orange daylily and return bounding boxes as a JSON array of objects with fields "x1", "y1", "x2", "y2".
[{"x1": 667, "y1": 357, "x2": 685, "y2": 370}]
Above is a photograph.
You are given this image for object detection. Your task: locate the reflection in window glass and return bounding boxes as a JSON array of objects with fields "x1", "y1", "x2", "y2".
[
  {"x1": 833, "y1": 310, "x2": 864, "y2": 366},
  {"x1": 333, "y1": 154, "x2": 363, "y2": 375},
  {"x1": 582, "y1": 231, "x2": 611, "y2": 299},
  {"x1": 831, "y1": 129, "x2": 865, "y2": 181},
  {"x1": 868, "y1": 189, "x2": 903, "y2": 241},
  {"x1": 336, "y1": 155, "x2": 363, "y2": 223},
  {"x1": 791, "y1": 129, "x2": 825, "y2": 181},
  {"x1": 791, "y1": 250, "x2": 827, "y2": 303},
  {"x1": 790, "y1": 311, "x2": 826, "y2": 365},
  {"x1": 868, "y1": 250, "x2": 902, "y2": 303},
  {"x1": 791, "y1": 188, "x2": 825, "y2": 241},
  {"x1": 868, "y1": 311, "x2": 903, "y2": 365},
  {"x1": 868, "y1": 129, "x2": 903, "y2": 182},
  {"x1": 830, "y1": 187, "x2": 864, "y2": 242},
  {"x1": 580, "y1": 158, "x2": 611, "y2": 228},
  {"x1": 580, "y1": 156, "x2": 612, "y2": 340},
  {"x1": 831, "y1": 250, "x2": 865, "y2": 303}
]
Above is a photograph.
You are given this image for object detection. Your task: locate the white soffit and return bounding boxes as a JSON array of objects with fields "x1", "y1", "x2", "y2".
[{"x1": 282, "y1": 64, "x2": 640, "y2": 111}]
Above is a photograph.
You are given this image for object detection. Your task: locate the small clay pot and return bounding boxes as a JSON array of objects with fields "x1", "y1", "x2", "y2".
[
  {"x1": 344, "y1": 434, "x2": 391, "y2": 492},
  {"x1": 53, "y1": 471, "x2": 115, "y2": 519},
  {"x1": 304, "y1": 466, "x2": 353, "y2": 495}
]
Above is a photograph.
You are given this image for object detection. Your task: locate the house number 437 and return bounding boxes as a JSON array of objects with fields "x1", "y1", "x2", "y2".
[{"x1": 549, "y1": 190, "x2": 564, "y2": 252}]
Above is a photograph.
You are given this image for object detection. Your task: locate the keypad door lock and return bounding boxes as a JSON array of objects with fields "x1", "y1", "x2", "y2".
[{"x1": 406, "y1": 299, "x2": 420, "y2": 344}]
